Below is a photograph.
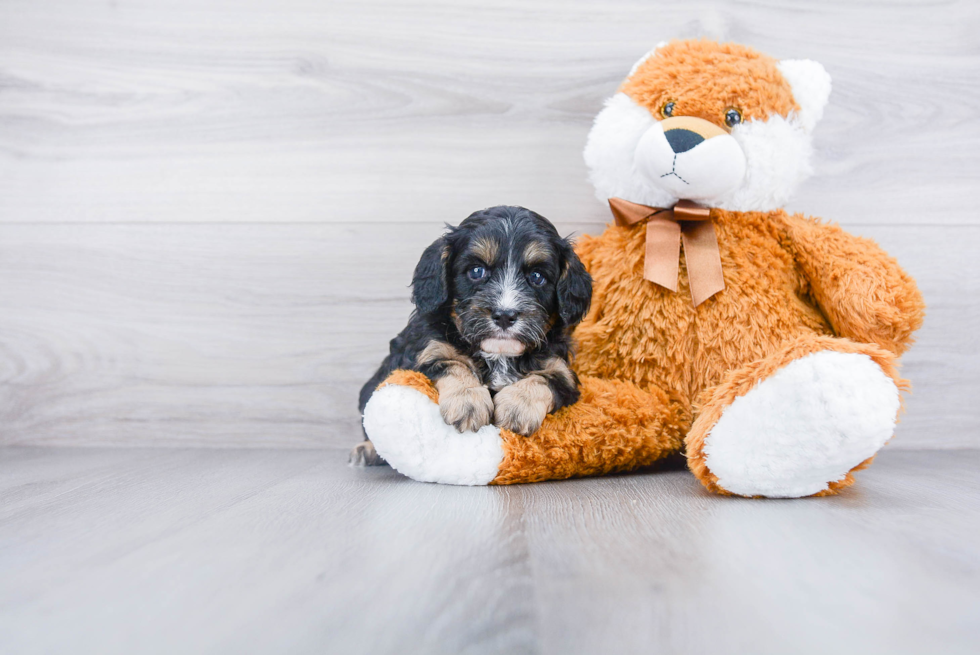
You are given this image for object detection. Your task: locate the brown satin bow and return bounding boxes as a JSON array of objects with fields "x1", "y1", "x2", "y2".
[{"x1": 608, "y1": 197, "x2": 725, "y2": 307}]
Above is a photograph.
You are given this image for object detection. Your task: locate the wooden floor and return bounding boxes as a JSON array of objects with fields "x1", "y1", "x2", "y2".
[
  {"x1": 1, "y1": 5, "x2": 978, "y2": 651},
  {"x1": 1, "y1": 446, "x2": 977, "y2": 655}
]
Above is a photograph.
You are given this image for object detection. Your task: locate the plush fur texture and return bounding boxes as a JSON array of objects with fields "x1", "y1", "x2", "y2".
[
  {"x1": 362, "y1": 39, "x2": 926, "y2": 498},
  {"x1": 367, "y1": 369, "x2": 688, "y2": 486},
  {"x1": 687, "y1": 336, "x2": 904, "y2": 498},
  {"x1": 363, "y1": 370, "x2": 504, "y2": 485},
  {"x1": 491, "y1": 375, "x2": 689, "y2": 484},
  {"x1": 571, "y1": 208, "x2": 922, "y2": 395}
]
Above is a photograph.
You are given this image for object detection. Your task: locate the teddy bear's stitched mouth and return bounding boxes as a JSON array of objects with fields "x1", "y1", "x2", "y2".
[{"x1": 659, "y1": 154, "x2": 690, "y2": 184}]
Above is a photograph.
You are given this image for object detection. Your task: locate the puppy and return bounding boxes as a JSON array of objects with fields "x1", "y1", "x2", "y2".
[{"x1": 350, "y1": 205, "x2": 592, "y2": 466}]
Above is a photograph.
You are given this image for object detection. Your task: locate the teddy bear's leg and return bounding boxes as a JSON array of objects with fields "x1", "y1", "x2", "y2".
[
  {"x1": 491, "y1": 375, "x2": 689, "y2": 484},
  {"x1": 686, "y1": 335, "x2": 906, "y2": 498},
  {"x1": 362, "y1": 370, "x2": 505, "y2": 485},
  {"x1": 363, "y1": 371, "x2": 689, "y2": 485}
]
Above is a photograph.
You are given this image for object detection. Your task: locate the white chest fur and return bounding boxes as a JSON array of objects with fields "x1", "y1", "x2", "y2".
[{"x1": 482, "y1": 353, "x2": 520, "y2": 391}]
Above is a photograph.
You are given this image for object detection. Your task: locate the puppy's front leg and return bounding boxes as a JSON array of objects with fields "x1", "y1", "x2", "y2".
[
  {"x1": 437, "y1": 374, "x2": 494, "y2": 433},
  {"x1": 419, "y1": 342, "x2": 493, "y2": 433},
  {"x1": 493, "y1": 375, "x2": 553, "y2": 436},
  {"x1": 494, "y1": 358, "x2": 577, "y2": 436}
]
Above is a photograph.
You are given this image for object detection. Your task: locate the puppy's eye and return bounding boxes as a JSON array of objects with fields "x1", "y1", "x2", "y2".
[
  {"x1": 724, "y1": 108, "x2": 742, "y2": 128},
  {"x1": 661, "y1": 101, "x2": 675, "y2": 118},
  {"x1": 467, "y1": 266, "x2": 487, "y2": 281},
  {"x1": 528, "y1": 271, "x2": 547, "y2": 287}
]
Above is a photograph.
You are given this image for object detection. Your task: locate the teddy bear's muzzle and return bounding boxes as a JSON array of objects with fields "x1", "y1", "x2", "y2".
[
  {"x1": 662, "y1": 115, "x2": 728, "y2": 152},
  {"x1": 664, "y1": 128, "x2": 704, "y2": 153},
  {"x1": 634, "y1": 115, "x2": 746, "y2": 203}
]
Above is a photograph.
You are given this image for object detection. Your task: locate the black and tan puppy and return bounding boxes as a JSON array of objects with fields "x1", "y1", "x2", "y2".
[{"x1": 350, "y1": 205, "x2": 592, "y2": 466}]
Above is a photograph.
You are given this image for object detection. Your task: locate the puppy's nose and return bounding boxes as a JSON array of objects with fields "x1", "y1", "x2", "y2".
[
  {"x1": 491, "y1": 308, "x2": 519, "y2": 329},
  {"x1": 664, "y1": 128, "x2": 704, "y2": 154}
]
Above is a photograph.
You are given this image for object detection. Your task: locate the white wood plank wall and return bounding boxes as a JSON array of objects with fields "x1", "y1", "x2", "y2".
[{"x1": 1, "y1": 0, "x2": 977, "y2": 448}]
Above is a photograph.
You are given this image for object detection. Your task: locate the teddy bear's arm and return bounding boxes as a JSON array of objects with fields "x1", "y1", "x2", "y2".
[{"x1": 783, "y1": 214, "x2": 925, "y2": 356}]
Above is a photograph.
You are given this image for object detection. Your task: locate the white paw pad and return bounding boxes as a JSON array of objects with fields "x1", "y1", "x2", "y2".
[
  {"x1": 704, "y1": 351, "x2": 900, "y2": 498},
  {"x1": 362, "y1": 384, "x2": 504, "y2": 485}
]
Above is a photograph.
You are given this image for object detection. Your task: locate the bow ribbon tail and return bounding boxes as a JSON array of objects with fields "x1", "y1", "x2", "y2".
[
  {"x1": 643, "y1": 213, "x2": 681, "y2": 292},
  {"x1": 681, "y1": 220, "x2": 725, "y2": 306},
  {"x1": 607, "y1": 197, "x2": 725, "y2": 306}
]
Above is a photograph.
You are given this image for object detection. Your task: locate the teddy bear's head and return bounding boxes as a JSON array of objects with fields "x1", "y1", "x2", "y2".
[{"x1": 584, "y1": 39, "x2": 832, "y2": 213}]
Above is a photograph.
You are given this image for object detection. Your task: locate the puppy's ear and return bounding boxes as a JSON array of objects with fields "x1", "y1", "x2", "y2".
[
  {"x1": 411, "y1": 236, "x2": 451, "y2": 316},
  {"x1": 557, "y1": 238, "x2": 592, "y2": 327}
]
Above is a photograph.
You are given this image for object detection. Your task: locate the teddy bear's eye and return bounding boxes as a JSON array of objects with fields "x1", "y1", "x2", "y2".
[
  {"x1": 661, "y1": 101, "x2": 675, "y2": 118},
  {"x1": 724, "y1": 108, "x2": 743, "y2": 128}
]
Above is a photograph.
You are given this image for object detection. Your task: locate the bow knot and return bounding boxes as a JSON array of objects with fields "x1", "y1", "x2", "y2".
[{"x1": 608, "y1": 197, "x2": 725, "y2": 306}]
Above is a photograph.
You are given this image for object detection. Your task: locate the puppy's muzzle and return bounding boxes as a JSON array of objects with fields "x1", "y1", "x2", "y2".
[{"x1": 491, "y1": 308, "x2": 519, "y2": 330}]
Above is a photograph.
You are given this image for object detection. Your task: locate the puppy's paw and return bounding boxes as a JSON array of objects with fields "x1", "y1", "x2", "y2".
[
  {"x1": 493, "y1": 379, "x2": 553, "y2": 436},
  {"x1": 349, "y1": 440, "x2": 387, "y2": 467},
  {"x1": 439, "y1": 385, "x2": 494, "y2": 433}
]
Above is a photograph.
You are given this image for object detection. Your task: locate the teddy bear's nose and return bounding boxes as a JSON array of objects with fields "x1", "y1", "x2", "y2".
[{"x1": 664, "y1": 128, "x2": 705, "y2": 154}]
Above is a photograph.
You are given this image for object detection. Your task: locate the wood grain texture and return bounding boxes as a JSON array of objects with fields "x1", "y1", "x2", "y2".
[
  {"x1": 0, "y1": 0, "x2": 977, "y2": 449},
  {"x1": 1, "y1": 5, "x2": 976, "y2": 652},
  {"x1": 0, "y1": 447, "x2": 978, "y2": 654},
  {"x1": 0, "y1": 0, "x2": 978, "y2": 225},
  {"x1": 0, "y1": 221, "x2": 975, "y2": 448}
]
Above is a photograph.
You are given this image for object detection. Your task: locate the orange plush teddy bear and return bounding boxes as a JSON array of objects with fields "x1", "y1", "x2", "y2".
[{"x1": 362, "y1": 39, "x2": 924, "y2": 498}]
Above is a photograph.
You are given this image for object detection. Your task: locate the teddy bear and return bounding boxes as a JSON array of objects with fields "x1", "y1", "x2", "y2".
[{"x1": 361, "y1": 39, "x2": 925, "y2": 498}]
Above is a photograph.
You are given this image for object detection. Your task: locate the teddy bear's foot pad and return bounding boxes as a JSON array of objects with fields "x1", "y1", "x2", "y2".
[
  {"x1": 703, "y1": 351, "x2": 900, "y2": 498},
  {"x1": 362, "y1": 383, "x2": 504, "y2": 485}
]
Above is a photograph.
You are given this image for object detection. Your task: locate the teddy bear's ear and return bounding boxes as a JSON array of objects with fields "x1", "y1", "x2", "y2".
[
  {"x1": 777, "y1": 59, "x2": 832, "y2": 132},
  {"x1": 626, "y1": 41, "x2": 669, "y2": 77}
]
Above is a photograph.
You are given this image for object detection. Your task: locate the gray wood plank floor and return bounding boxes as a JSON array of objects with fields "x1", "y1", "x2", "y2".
[
  {"x1": 1, "y1": 447, "x2": 978, "y2": 655},
  {"x1": 2, "y1": 5, "x2": 977, "y2": 652}
]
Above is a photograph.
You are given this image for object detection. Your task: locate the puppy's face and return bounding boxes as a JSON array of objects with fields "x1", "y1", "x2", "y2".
[
  {"x1": 411, "y1": 206, "x2": 592, "y2": 356},
  {"x1": 451, "y1": 214, "x2": 558, "y2": 355}
]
